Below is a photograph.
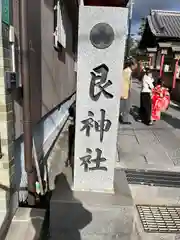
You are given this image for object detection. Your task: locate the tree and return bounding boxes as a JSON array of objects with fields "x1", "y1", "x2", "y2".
[
  {"x1": 138, "y1": 17, "x2": 146, "y2": 37},
  {"x1": 128, "y1": 36, "x2": 139, "y2": 56}
]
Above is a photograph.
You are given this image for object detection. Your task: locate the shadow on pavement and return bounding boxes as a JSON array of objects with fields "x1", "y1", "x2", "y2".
[
  {"x1": 161, "y1": 111, "x2": 180, "y2": 129},
  {"x1": 169, "y1": 102, "x2": 180, "y2": 111},
  {"x1": 30, "y1": 172, "x2": 92, "y2": 240},
  {"x1": 30, "y1": 207, "x2": 47, "y2": 240},
  {"x1": 130, "y1": 105, "x2": 140, "y2": 121},
  {"x1": 49, "y1": 172, "x2": 92, "y2": 239}
]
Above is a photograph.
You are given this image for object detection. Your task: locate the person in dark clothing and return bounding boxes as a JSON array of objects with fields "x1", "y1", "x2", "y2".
[
  {"x1": 153, "y1": 77, "x2": 162, "y2": 87},
  {"x1": 138, "y1": 68, "x2": 154, "y2": 125}
]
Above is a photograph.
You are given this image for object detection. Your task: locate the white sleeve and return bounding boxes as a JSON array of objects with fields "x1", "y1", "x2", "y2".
[
  {"x1": 142, "y1": 76, "x2": 146, "y2": 87},
  {"x1": 147, "y1": 78, "x2": 154, "y2": 89}
]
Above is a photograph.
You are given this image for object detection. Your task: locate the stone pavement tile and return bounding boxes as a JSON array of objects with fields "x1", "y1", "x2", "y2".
[
  {"x1": 134, "y1": 130, "x2": 159, "y2": 145},
  {"x1": 5, "y1": 222, "x2": 29, "y2": 239},
  {"x1": 119, "y1": 121, "x2": 148, "y2": 131},
  {"x1": 129, "y1": 184, "x2": 180, "y2": 205},
  {"x1": 50, "y1": 204, "x2": 134, "y2": 240},
  {"x1": 118, "y1": 127, "x2": 134, "y2": 136},
  {"x1": 5, "y1": 207, "x2": 46, "y2": 240},
  {"x1": 13, "y1": 207, "x2": 45, "y2": 221},
  {"x1": 117, "y1": 133, "x2": 148, "y2": 167},
  {"x1": 123, "y1": 127, "x2": 180, "y2": 166},
  {"x1": 172, "y1": 128, "x2": 180, "y2": 140},
  {"x1": 144, "y1": 144, "x2": 173, "y2": 166},
  {"x1": 118, "y1": 128, "x2": 174, "y2": 167},
  {"x1": 152, "y1": 118, "x2": 173, "y2": 130},
  {"x1": 152, "y1": 129, "x2": 180, "y2": 166},
  {"x1": 118, "y1": 152, "x2": 147, "y2": 167},
  {"x1": 80, "y1": 207, "x2": 133, "y2": 236},
  {"x1": 116, "y1": 161, "x2": 180, "y2": 172},
  {"x1": 119, "y1": 120, "x2": 172, "y2": 132},
  {"x1": 153, "y1": 129, "x2": 180, "y2": 152},
  {"x1": 117, "y1": 133, "x2": 139, "y2": 153},
  {"x1": 82, "y1": 233, "x2": 132, "y2": 240}
]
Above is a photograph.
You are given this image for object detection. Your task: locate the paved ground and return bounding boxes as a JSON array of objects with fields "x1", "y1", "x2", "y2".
[
  {"x1": 45, "y1": 85, "x2": 180, "y2": 239},
  {"x1": 116, "y1": 80, "x2": 180, "y2": 239},
  {"x1": 117, "y1": 79, "x2": 180, "y2": 172}
]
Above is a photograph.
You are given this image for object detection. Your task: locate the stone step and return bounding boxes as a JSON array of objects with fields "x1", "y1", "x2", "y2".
[
  {"x1": 5, "y1": 207, "x2": 46, "y2": 240},
  {"x1": 0, "y1": 168, "x2": 12, "y2": 187},
  {"x1": 129, "y1": 184, "x2": 180, "y2": 206},
  {"x1": 116, "y1": 161, "x2": 180, "y2": 173}
]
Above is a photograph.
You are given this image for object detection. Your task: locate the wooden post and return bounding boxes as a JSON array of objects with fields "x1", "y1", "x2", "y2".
[
  {"x1": 173, "y1": 59, "x2": 179, "y2": 89},
  {"x1": 154, "y1": 51, "x2": 158, "y2": 69},
  {"x1": 160, "y1": 54, "x2": 165, "y2": 77},
  {"x1": 149, "y1": 56, "x2": 152, "y2": 67}
]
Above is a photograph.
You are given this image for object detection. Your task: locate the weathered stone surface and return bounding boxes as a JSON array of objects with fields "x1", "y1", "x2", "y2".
[{"x1": 74, "y1": 6, "x2": 128, "y2": 192}]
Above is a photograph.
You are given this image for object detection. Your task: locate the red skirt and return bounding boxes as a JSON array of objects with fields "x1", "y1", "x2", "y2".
[
  {"x1": 151, "y1": 88, "x2": 170, "y2": 121},
  {"x1": 151, "y1": 94, "x2": 162, "y2": 121}
]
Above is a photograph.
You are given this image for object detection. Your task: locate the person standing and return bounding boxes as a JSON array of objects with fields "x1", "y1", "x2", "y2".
[
  {"x1": 120, "y1": 58, "x2": 137, "y2": 124},
  {"x1": 151, "y1": 79, "x2": 170, "y2": 121},
  {"x1": 139, "y1": 68, "x2": 154, "y2": 125}
]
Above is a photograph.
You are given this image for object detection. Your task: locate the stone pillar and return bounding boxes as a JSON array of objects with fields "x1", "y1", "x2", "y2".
[
  {"x1": 50, "y1": 7, "x2": 134, "y2": 240},
  {"x1": 74, "y1": 6, "x2": 128, "y2": 192}
]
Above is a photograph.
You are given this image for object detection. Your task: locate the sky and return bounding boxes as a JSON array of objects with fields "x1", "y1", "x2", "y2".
[{"x1": 131, "y1": 0, "x2": 180, "y2": 37}]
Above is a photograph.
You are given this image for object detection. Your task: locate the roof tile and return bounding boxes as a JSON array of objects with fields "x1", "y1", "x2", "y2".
[{"x1": 148, "y1": 10, "x2": 180, "y2": 39}]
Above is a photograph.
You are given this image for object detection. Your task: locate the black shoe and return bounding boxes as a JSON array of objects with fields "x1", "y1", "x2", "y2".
[
  {"x1": 121, "y1": 121, "x2": 132, "y2": 125},
  {"x1": 119, "y1": 116, "x2": 123, "y2": 122}
]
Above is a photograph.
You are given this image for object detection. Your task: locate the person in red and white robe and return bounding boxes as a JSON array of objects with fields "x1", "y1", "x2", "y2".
[{"x1": 151, "y1": 80, "x2": 170, "y2": 121}]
